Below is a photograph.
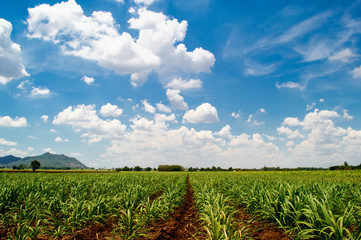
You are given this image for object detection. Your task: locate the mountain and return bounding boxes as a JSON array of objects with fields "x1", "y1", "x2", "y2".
[
  {"x1": 0, "y1": 155, "x2": 22, "y2": 165},
  {"x1": 6, "y1": 152, "x2": 87, "y2": 169}
]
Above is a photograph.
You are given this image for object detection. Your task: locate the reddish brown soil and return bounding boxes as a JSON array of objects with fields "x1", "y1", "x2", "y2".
[
  {"x1": 234, "y1": 208, "x2": 292, "y2": 240},
  {"x1": 61, "y1": 221, "x2": 119, "y2": 240},
  {"x1": 138, "y1": 175, "x2": 206, "y2": 240}
]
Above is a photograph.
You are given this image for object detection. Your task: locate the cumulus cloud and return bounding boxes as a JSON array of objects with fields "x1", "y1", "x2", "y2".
[
  {"x1": 41, "y1": 115, "x2": 48, "y2": 123},
  {"x1": 142, "y1": 100, "x2": 156, "y2": 113},
  {"x1": 328, "y1": 48, "x2": 358, "y2": 62},
  {"x1": 166, "y1": 89, "x2": 188, "y2": 110},
  {"x1": 134, "y1": 0, "x2": 156, "y2": 6},
  {"x1": 55, "y1": 136, "x2": 70, "y2": 142},
  {"x1": 352, "y1": 65, "x2": 361, "y2": 79},
  {"x1": 154, "y1": 113, "x2": 176, "y2": 122},
  {"x1": 26, "y1": 1, "x2": 215, "y2": 87},
  {"x1": 306, "y1": 103, "x2": 316, "y2": 111},
  {"x1": 0, "y1": 137, "x2": 17, "y2": 146},
  {"x1": 165, "y1": 78, "x2": 202, "y2": 90},
  {"x1": 53, "y1": 104, "x2": 126, "y2": 143},
  {"x1": 280, "y1": 109, "x2": 361, "y2": 166},
  {"x1": 277, "y1": 126, "x2": 304, "y2": 139},
  {"x1": 342, "y1": 109, "x2": 353, "y2": 120},
  {"x1": 183, "y1": 103, "x2": 219, "y2": 123},
  {"x1": 30, "y1": 86, "x2": 50, "y2": 97},
  {"x1": 82, "y1": 76, "x2": 95, "y2": 85},
  {"x1": 100, "y1": 103, "x2": 123, "y2": 117},
  {"x1": 0, "y1": 116, "x2": 28, "y2": 127},
  {"x1": 0, "y1": 19, "x2": 29, "y2": 84},
  {"x1": 231, "y1": 112, "x2": 241, "y2": 119},
  {"x1": 156, "y1": 102, "x2": 171, "y2": 113},
  {"x1": 276, "y1": 81, "x2": 303, "y2": 90}
]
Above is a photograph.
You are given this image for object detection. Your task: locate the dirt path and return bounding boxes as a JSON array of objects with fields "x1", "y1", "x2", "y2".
[
  {"x1": 141, "y1": 175, "x2": 205, "y2": 240},
  {"x1": 235, "y1": 207, "x2": 291, "y2": 240}
]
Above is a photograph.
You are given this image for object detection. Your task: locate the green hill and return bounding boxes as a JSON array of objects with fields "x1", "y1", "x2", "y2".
[
  {"x1": 0, "y1": 155, "x2": 21, "y2": 165},
  {"x1": 8, "y1": 152, "x2": 87, "y2": 169}
]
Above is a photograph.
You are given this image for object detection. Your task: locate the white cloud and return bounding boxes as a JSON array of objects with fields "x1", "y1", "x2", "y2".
[
  {"x1": 81, "y1": 76, "x2": 95, "y2": 85},
  {"x1": 41, "y1": 115, "x2": 48, "y2": 123},
  {"x1": 277, "y1": 126, "x2": 304, "y2": 139},
  {"x1": 154, "y1": 113, "x2": 176, "y2": 122},
  {"x1": 306, "y1": 103, "x2": 316, "y2": 111},
  {"x1": 231, "y1": 112, "x2": 241, "y2": 119},
  {"x1": 0, "y1": 148, "x2": 28, "y2": 157},
  {"x1": 280, "y1": 109, "x2": 361, "y2": 166},
  {"x1": 156, "y1": 102, "x2": 171, "y2": 113},
  {"x1": 50, "y1": 129, "x2": 57, "y2": 133},
  {"x1": 17, "y1": 80, "x2": 30, "y2": 92},
  {"x1": 0, "y1": 116, "x2": 28, "y2": 127},
  {"x1": 183, "y1": 103, "x2": 219, "y2": 123},
  {"x1": 319, "y1": 98, "x2": 325, "y2": 103},
  {"x1": 247, "y1": 114, "x2": 252, "y2": 123},
  {"x1": 277, "y1": 11, "x2": 332, "y2": 43},
  {"x1": 53, "y1": 104, "x2": 126, "y2": 143},
  {"x1": 142, "y1": 100, "x2": 156, "y2": 114},
  {"x1": 351, "y1": 65, "x2": 361, "y2": 79},
  {"x1": 134, "y1": 0, "x2": 156, "y2": 6},
  {"x1": 28, "y1": 135, "x2": 38, "y2": 139},
  {"x1": 342, "y1": 109, "x2": 353, "y2": 120},
  {"x1": 165, "y1": 78, "x2": 202, "y2": 90},
  {"x1": 328, "y1": 48, "x2": 358, "y2": 62},
  {"x1": 166, "y1": 89, "x2": 188, "y2": 110},
  {"x1": 55, "y1": 136, "x2": 70, "y2": 142},
  {"x1": 285, "y1": 141, "x2": 294, "y2": 147},
  {"x1": 100, "y1": 103, "x2": 123, "y2": 117},
  {"x1": 132, "y1": 104, "x2": 139, "y2": 111},
  {"x1": 245, "y1": 61, "x2": 278, "y2": 76},
  {"x1": 27, "y1": 147, "x2": 34, "y2": 151},
  {"x1": 31, "y1": 86, "x2": 50, "y2": 97},
  {"x1": 276, "y1": 81, "x2": 303, "y2": 90},
  {"x1": 43, "y1": 147, "x2": 55, "y2": 154},
  {"x1": 0, "y1": 137, "x2": 17, "y2": 146},
  {"x1": 0, "y1": 19, "x2": 29, "y2": 84},
  {"x1": 215, "y1": 125, "x2": 232, "y2": 139},
  {"x1": 27, "y1": 1, "x2": 215, "y2": 87},
  {"x1": 259, "y1": 108, "x2": 266, "y2": 113}
]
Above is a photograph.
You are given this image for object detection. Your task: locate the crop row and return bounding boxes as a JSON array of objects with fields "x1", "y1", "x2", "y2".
[
  {"x1": 0, "y1": 172, "x2": 186, "y2": 239},
  {"x1": 190, "y1": 171, "x2": 361, "y2": 240}
]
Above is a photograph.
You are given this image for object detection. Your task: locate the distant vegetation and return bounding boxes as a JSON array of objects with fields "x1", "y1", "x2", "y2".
[
  {"x1": 30, "y1": 160, "x2": 41, "y2": 172},
  {"x1": 158, "y1": 165, "x2": 185, "y2": 171},
  {"x1": 329, "y1": 161, "x2": 361, "y2": 170}
]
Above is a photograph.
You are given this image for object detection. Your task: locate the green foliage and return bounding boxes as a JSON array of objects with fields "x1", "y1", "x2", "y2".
[
  {"x1": 30, "y1": 160, "x2": 41, "y2": 172},
  {"x1": 0, "y1": 172, "x2": 187, "y2": 239},
  {"x1": 158, "y1": 164, "x2": 185, "y2": 171}
]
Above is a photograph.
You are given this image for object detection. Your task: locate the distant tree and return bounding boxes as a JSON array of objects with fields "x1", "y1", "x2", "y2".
[
  {"x1": 134, "y1": 166, "x2": 142, "y2": 171},
  {"x1": 122, "y1": 166, "x2": 131, "y2": 171},
  {"x1": 158, "y1": 165, "x2": 185, "y2": 171},
  {"x1": 344, "y1": 161, "x2": 349, "y2": 166},
  {"x1": 18, "y1": 164, "x2": 27, "y2": 170},
  {"x1": 145, "y1": 167, "x2": 152, "y2": 171},
  {"x1": 30, "y1": 160, "x2": 41, "y2": 172},
  {"x1": 12, "y1": 165, "x2": 17, "y2": 170}
]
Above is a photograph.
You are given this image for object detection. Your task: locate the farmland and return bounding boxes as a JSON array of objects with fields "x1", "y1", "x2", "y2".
[{"x1": 0, "y1": 171, "x2": 360, "y2": 239}]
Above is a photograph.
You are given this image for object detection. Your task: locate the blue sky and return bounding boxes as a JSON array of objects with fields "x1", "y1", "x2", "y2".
[{"x1": 1, "y1": 0, "x2": 361, "y2": 168}]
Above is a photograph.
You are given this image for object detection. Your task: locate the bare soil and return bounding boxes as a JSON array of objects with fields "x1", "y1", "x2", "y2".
[
  {"x1": 234, "y1": 207, "x2": 292, "y2": 240},
  {"x1": 138, "y1": 175, "x2": 206, "y2": 240}
]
